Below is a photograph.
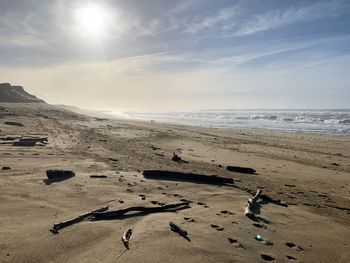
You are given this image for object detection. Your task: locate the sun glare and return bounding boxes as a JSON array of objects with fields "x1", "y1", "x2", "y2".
[{"x1": 74, "y1": 3, "x2": 111, "y2": 36}]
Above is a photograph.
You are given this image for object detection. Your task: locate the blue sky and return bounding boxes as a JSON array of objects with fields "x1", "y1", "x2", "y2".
[{"x1": 0, "y1": 0, "x2": 349, "y2": 109}]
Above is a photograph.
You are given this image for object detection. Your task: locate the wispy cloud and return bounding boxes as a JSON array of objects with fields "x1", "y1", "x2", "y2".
[
  {"x1": 211, "y1": 35, "x2": 350, "y2": 67},
  {"x1": 0, "y1": 11, "x2": 51, "y2": 48},
  {"x1": 229, "y1": 0, "x2": 348, "y2": 36},
  {"x1": 185, "y1": 6, "x2": 238, "y2": 34}
]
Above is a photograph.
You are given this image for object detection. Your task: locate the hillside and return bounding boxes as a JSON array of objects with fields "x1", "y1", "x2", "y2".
[{"x1": 0, "y1": 83, "x2": 44, "y2": 103}]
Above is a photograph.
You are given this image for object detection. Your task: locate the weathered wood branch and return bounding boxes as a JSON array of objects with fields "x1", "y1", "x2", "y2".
[
  {"x1": 122, "y1": 228, "x2": 132, "y2": 250},
  {"x1": 244, "y1": 190, "x2": 262, "y2": 219},
  {"x1": 92, "y1": 202, "x2": 190, "y2": 220},
  {"x1": 50, "y1": 206, "x2": 109, "y2": 234},
  {"x1": 170, "y1": 222, "x2": 187, "y2": 236},
  {"x1": 170, "y1": 221, "x2": 191, "y2": 241}
]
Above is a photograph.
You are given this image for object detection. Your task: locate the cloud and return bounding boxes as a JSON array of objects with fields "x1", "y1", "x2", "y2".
[
  {"x1": 0, "y1": 11, "x2": 51, "y2": 48},
  {"x1": 185, "y1": 6, "x2": 238, "y2": 34},
  {"x1": 211, "y1": 35, "x2": 350, "y2": 68},
  {"x1": 229, "y1": 0, "x2": 348, "y2": 36}
]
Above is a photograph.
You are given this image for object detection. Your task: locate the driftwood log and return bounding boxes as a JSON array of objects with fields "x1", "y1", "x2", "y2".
[
  {"x1": 90, "y1": 175, "x2": 107, "y2": 178},
  {"x1": 170, "y1": 221, "x2": 191, "y2": 242},
  {"x1": 170, "y1": 222, "x2": 187, "y2": 236},
  {"x1": 50, "y1": 206, "x2": 109, "y2": 234},
  {"x1": 143, "y1": 170, "x2": 234, "y2": 186},
  {"x1": 92, "y1": 202, "x2": 190, "y2": 220},
  {"x1": 244, "y1": 189, "x2": 262, "y2": 219},
  {"x1": 227, "y1": 166, "x2": 256, "y2": 174},
  {"x1": 122, "y1": 228, "x2": 132, "y2": 250}
]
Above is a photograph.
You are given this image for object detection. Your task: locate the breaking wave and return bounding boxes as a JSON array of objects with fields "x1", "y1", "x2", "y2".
[{"x1": 107, "y1": 109, "x2": 350, "y2": 135}]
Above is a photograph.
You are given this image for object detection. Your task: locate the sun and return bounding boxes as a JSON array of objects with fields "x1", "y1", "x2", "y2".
[{"x1": 74, "y1": 3, "x2": 111, "y2": 36}]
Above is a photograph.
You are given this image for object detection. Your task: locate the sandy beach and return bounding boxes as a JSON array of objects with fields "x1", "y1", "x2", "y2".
[{"x1": 0, "y1": 102, "x2": 349, "y2": 263}]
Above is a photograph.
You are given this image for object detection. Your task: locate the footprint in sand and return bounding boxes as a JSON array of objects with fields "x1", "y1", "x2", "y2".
[
  {"x1": 180, "y1": 198, "x2": 193, "y2": 203},
  {"x1": 228, "y1": 238, "x2": 245, "y2": 249},
  {"x1": 220, "y1": 210, "x2": 234, "y2": 215},
  {"x1": 286, "y1": 255, "x2": 298, "y2": 261},
  {"x1": 139, "y1": 194, "x2": 146, "y2": 200},
  {"x1": 150, "y1": 200, "x2": 160, "y2": 205},
  {"x1": 126, "y1": 188, "x2": 133, "y2": 193},
  {"x1": 285, "y1": 184, "x2": 296, "y2": 188},
  {"x1": 210, "y1": 224, "x2": 224, "y2": 231},
  {"x1": 253, "y1": 223, "x2": 267, "y2": 229},
  {"x1": 260, "y1": 253, "x2": 275, "y2": 261},
  {"x1": 286, "y1": 242, "x2": 304, "y2": 252},
  {"x1": 286, "y1": 242, "x2": 296, "y2": 248},
  {"x1": 263, "y1": 240, "x2": 273, "y2": 246}
]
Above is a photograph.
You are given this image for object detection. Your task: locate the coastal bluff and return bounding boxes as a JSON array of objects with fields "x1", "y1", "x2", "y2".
[{"x1": 0, "y1": 83, "x2": 44, "y2": 103}]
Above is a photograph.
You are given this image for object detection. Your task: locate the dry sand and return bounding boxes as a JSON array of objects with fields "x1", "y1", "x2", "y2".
[{"x1": 0, "y1": 103, "x2": 349, "y2": 263}]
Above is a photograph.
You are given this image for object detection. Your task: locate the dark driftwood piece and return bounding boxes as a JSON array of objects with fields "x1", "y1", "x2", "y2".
[
  {"x1": 50, "y1": 206, "x2": 109, "y2": 234},
  {"x1": 92, "y1": 202, "x2": 190, "y2": 220},
  {"x1": 260, "y1": 194, "x2": 288, "y2": 207},
  {"x1": 122, "y1": 228, "x2": 132, "y2": 250},
  {"x1": 4, "y1": 121, "x2": 24, "y2": 127},
  {"x1": 245, "y1": 189, "x2": 262, "y2": 219},
  {"x1": 13, "y1": 137, "x2": 48, "y2": 146},
  {"x1": 172, "y1": 152, "x2": 188, "y2": 163},
  {"x1": 1, "y1": 136, "x2": 19, "y2": 141},
  {"x1": 170, "y1": 221, "x2": 190, "y2": 242},
  {"x1": 90, "y1": 175, "x2": 107, "y2": 178},
  {"x1": 227, "y1": 166, "x2": 256, "y2": 174},
  {"x1": 46, "y1": 170, "x2": 75, "y2": 179},
  {"x1": 143, "y1": 170, "x2": 234, "y2": 186}
]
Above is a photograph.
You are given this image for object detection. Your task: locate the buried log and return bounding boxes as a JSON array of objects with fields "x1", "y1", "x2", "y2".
[
  {"x1": 143, "y1": 170, "x2": 234, "y2": 186},
  {"x1": 122, "y1": 228, "x2": 133, "y2": 250},
  {"x1": 92, "y1": 202, "x2": 190, "y2": 220},
  {"x1": 50, "y1": 206, "x2": 109, "y2": 234},
  {"x1": 227, "y1": 166, "x2": 256, "y2": 174},
  {"x1": 244, "y1": 189, "x2": 262, "y2": 219}
]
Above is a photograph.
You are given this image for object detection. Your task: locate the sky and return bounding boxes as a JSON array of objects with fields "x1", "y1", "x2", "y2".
[{"x1": 0, "y1": 0, "x2": 349, "y2": 109}]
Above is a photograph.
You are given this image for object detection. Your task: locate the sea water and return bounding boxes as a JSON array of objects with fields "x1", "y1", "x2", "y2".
[{"x1": 107, "y1": 109, "x2": 350, "y2": 135}]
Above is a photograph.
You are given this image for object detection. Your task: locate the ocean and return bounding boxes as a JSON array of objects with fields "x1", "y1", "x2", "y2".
[{"x1": 107, "y1": 109, "x2": 350, "y2": 135}]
